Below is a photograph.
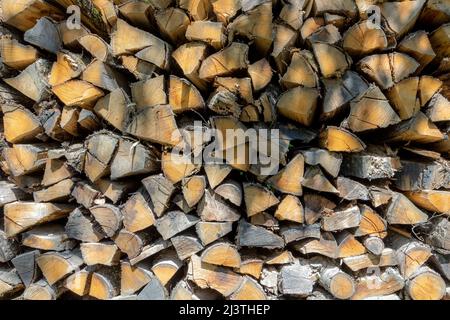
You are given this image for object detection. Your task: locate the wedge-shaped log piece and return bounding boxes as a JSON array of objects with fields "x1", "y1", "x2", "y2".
[
  {"x1": 405, "y1": 190, "x2": 450, "y2": 215},
  {"x1": 243, "y1": 183, "x2": 279, "y2": 217},
  {"x1": 0, "y1": 230, "x2": 19, "y2": 263},
  {"x1": 265, "y1": 250, "x2": 294, "y2": 265},
  {"x1": 65, "y1": 208, "x2": 105, "y2": 242},
  {"x1": 277, "y1": 86, "x2": 319, "y2": 127},
  {"x1": 348, "y1": 85, "x2": 401, "y2": 132},
  {"x1": 120, "y1": 261, "x2": 153, "y2": 296},
  {"x1": 151, "y1": 250, "x2": 183, "y2": 285},
  {"x1": 341, "y1": 153, "x2": 400, "y2": 180},
  {"x1": 302, "y1": 166, "x2": 339, "y2": 194},
  {"x1": 312, "y1": 43, "x2": 351, "y2": 78},
  {"x1": 336, "y1": 231, "x2": 367, "y2": 258},
  {"x1": 4, "y1": 59, "x2": 51, "y2": 102},
  {"x1": 322, "y1": 206, "x2": 361, "y2": 232},
  {"x1": 380, "y1": 0, "x2": 426, "y2": 38},
  {"x1": 49, "y1": 51, "x2": 85, "y2": 86},
  {"x1": 11, "y1": 250, "x2": 39, "y2": 287},
  {"x1": 357, "y1": 53, "x2": 419, "y2": 89},
  {"x1": 319, "y1": 126, "x2": 366, "y2": 152},
  {"x1": 155, "y1": 7, "x2": 189, "y2": 44},
  {"x1": 131, "y1": 75, "x2": 166, "y2": 110},
  {"x1": 90, "y1": 204, "x2": 123, "y2": 237},
  {"x1": 120, "y1": 55, "x2": 155, "y2": 81},
  {"x1": 33, "y1": 179, "x2": 74, "y2": 203},
  {"x1": 271, "y1": 23, "x2": 298, "y2": 74},
  {"x1": 355, "y1": 205, "x2": 387, "y2": 238},
  {"x1": 24, "y1": 17, "x2": 61, "y2": 54},
  {"x1": 79, "y1": 34, "x2": 112, "y2": 63},
  {"x1": 142, "y1": 174, "x2": 176, "y2": 217},
  {"x1": 155, "y1": 211, "x2": 199, "y2": 240},
  {"x1": 80, "y1": 242, "x2": 121, "y2": 266},
  {"x1": 114, "y1": 229, "x2": 149, "y2": 259},
  {"x1": 182, "y1": 175, "x2": 206, "y2": 208},
  {"x1": 172, "y1": 42, "x2": 208, "y2": 91},
  {"x1": 204, "y1": 164, "x2": 232, "y2": 189},
  {"x1": 321, "y1": 71, "x2": 368, "y2": 120},
  {"x1": 343, "y1": 248, "x2": 398, "y2": 272},
  {"x1": 279, "y1": 259, "x2": 315, "y2": 297},
  {"x1": 135, "y1": 42, "x2": 172, "y2": 71},
  {"x1": 394, "y1": 160, "x2": 448, "y2": 191},
  {"x1": 281, "y1": 50, "x2": 318, "y2": 89},
  {"x1": 23, "y1": 279, "x2": 62, "y2": 300},
  {"x1": 89, "y1": 267, "x2": 121, "y2": 300},
  {"x1": 37, "y1": 251, "x2": 84, "y2": 285},
  {"x1": 201, "y1": 242, "x2": 241, "y2": 268},
  {"x1": 293, "y1": 232, "x2": 337, "y2": 258},
  {"x1": 3, "y1": 143, "x2": 52, "y2": 176},
  {"x1": 229, "y1": 276, "x2": 266, "y2": 300},
  {"x1": 0, "y1": 267, "x2": 23, "y2": 298},
  {"x1": 187, "y1": 255, "x2": 243, "y2": 297},
  {"x1": 63, "y1": 268, "x2": 90, "y2": 296},
  {"x1": 186, "y1": 21, "x2": 225, "y2": 49},
  {"x1": 214, "y1": 180, "x2": 242, "y2": 206},
  {"x1": 227, "y1": 2, "x2": 273, "y2": 55},
  {"x1": 0, "y1": 37, "x2": 38, "y2": 70},
  {"x1": 248, "y1": 58, "x2": 272, "y2": 91},
  {"x1": 52, "y1": 80, "x2": 104, "y2": 109},
  {"x1": 4, "y1": 202, "x2": 74, "y2": 237},
  {"x1": 236, "y1": 257, "x2": 263, "y2": 279},
  {"x1": 126, "y1": 105, "x2": 183, "y2": 146},
  {"x1": 406, "y1": 266, "x2": 446, "y2": 300},
  {"x1": 426, "y1": 93, "x2": 450, "y2": 122},
  {"x1": 171, "y1": 234, "x2": 204, "y2": 260},
  {"x1": 302, "y1": 148, "x2": 342, "y2": 178},
  {"x1": 169, "y1": 75, "x2": 205, "y2": 113},
  {"x1": 351, "y1": 267, "x2": 404, "y2": 300},
  {"x1": 343, "y1": 21, "x2": 388, "y2": 56},
  {"x1": 280, "y1": 223, "x2": 321, "y2": 244},
  {"x1": 199, "y1": 42, "x2": 248, "y2": 80},
  {"x1": 2, "y1": 105, "x2": 43, "y2": 143},
  {"x1": 22, "y1": 224, "x2": 75, "y2": 251},
  {"x1": 236, "y1": 219, "x2": 284, "y2": 249},
  {"x1": 419, "y1": 76, "x2": 443, "y2": 106},
  {"x1": 336, "y1": 177, "x2": 369, "y2": 201},
  {"x1": 122, "y1": 192, "x2": 155, "y2": 233},
  {"x1": 161, "y1": 151, "x2": 200, "y2": 184},
  {"x1": 386, "y1": 77, "x2": 421, "y2": 120},
  {"x1": 111, "y1": 19, "x2": 167, "y2": 56},
  {"x1": 320, "y1": 266, "x2": 355, "y2": 300},
  {"x1": 389, "y1": 234, "x2": 432, "y2": 279},
  {"x1": 129, "y1": 239, "x2": 172, "y2": 265},
  {"x1": 274, "y1": 195, "x2": 304, "y2": 223},
  {"x1": 110, "y1": 138, "x2": 159, "y2": 180},
  {"x1": 267, "y1": 153, "x2": 304, "y2": 195},
  {"x1": 197, "y1": 189, "x2": 240, "y2": 222},
  {"x1": 2, "y1": 0, "x2": 62, "y2": 32},
  {"x1": 195, "y1": 221, "x2": 233, "y2": 246},
  {"x1": 94, "y1": 88, "x2": 130, "y2": 131},
  {"x1": 136, "y1": 273, "x2": 168, "y2": 300},
  {"x1": 82, "y1": 59, "x2": 127, "y2": 92},
  {"x1": 385, "y1": 192, "x2": 428, "y2": 225},
  {"x1": 398, "y1": 31, "x2": 436, "y2": 73}
]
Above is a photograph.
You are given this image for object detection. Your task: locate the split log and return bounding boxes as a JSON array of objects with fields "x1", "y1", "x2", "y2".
[
  {"x1": 154, "y1": 211, "x2": 199, "y2": 240},
  {"x1": 342, "y1": 248, "x2": 398, "y2": 272},
  {"x1": 151, "y1": 250, "x2": 183, "y2": 285},
  {"x1": 279, "y1": 259, "x2": 315, "y2": 297},
  {"x1": 90, "y1": 204, "x2": 123, "y2": 237},
  {"x1": 351, "y1": 267, "x2": 404, "y2": 300},
  {"x1": 274, "y1": 195, "x2": 304, "y2": 224},
  {"x1": 322, "y1": 206, "x2": 361, "y2": 232},
  {"x1": 406, "y1": 266, "x2": 446, "y2": 300},
  {"x1": 302, "y1": 166, "x2": 339, "y2": 194},
  {"x1": 319, "y1": 126, "x2": 366, "y2": 153},
  {"x1": 197, "y1": 189, "x2": 240, "y2": 222},
  {"x1": 243, "y1": 183, "x2": 279, "y2": 217},
  {"x1": 319, "y1": 266, "x2": 355, "y2": 300},
  {"x1": 267, "y1": 153, "x2": 304, "y2": 195},
  {"x1": 4, "y1": 202, "x2": 74, "y2": 237},
  {"x1": 141, "y1": 174, "x2": 176, "y2": 217},
  {"x1": 385, "y1": 192, "x2": 428, "y2": 225},
  {"x1": 171, "y1": 233, "x2": 204, "y2": 260},
  {"x1": 22, "y1": 224, "x2": 76, "y2": 251},
  {"x1": 236, "y1": 219, "x2": 284, "y2": 249},
  {"x1": 23, "y1": 279, "x2": 63, "y2": 300},
  {"x1": 195, "y1": 221, "x2": 233, "y2": 246},
  {"x1": 201, "y1": 242, "x2": 241, "y2": 268},
  {"x1": 89, "y1": 266, "x2": 121, "y2": 300},
  {"x1": 37, "y1": 251, "x2": 84, "y2": 285},
  {"x1": 11, "y1": 250, "x2": 40, "y2": 287},
  {"x1": 214, "y1": 180, "x2": 242, "y2": 206},
  {"x1": 122, "y1": 191, "x2": 155, "y2": 233},
  {"x1": 277, "y1": 86, "x2": 319, "y2": 127},
  {"x1": 0, "y1": 37, "x2": 38, "y2": 70},
  {"x1": 80, "y1": 242, "x2": 120, "y2": 266}
]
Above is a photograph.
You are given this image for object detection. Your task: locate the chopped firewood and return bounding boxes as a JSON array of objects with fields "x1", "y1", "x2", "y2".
[
  {"x1": 78, "y1": 34, "x2": 112, "y2": 63},
  {"x1": 4, "y1": 202, "x2": 74, "y2": 237},
  {"x1": 24, "y1": 17, "x2": 61, "y2": 54},
  {"x1": 229, "y1": 276, "x2": 266, "y2": 300},
  {"x1": 302, "y1": 149, "x2": 342, "y2": 178},
  {"x1": 80, "y1": 242, "x2": 120, "y2": 266},
  {"x1": 274, "y1": 195, "x2": 304, "y2": 224},
  {"x1": 94, "y1": 88, "x2": 130, "y2": 131},
  {"x1": 363, "y1": 236, "x2": 385, "y2": 256},
  {"x1": 277, "y1": 86, "x2": 319, "y2": 127},
  {"x1": 426, "y1": 93, "x2": 450, "y2": 122},
  {"x1": 171, "y1": 233, "x2": 204, "y2": 260},
  {"x1": 280, "y1": 223, "x2": 321, "y2": 244},
  {"x1": 355, "y1": 205, "x2": 387, "y2": 238},
  {"x1": 405, "y1": 190, "x2": 450, "y2": 215},
  {"x1": 122, "y1": 192, "x2": 155, "y2": 233},
  {"x1": 186, "y1": 21, "x2": 225, "y2": 49},
  {"x1": 267, "y1": 153, "x2": 304, "y2": 195},
  {"x1": 65, "y1": 208, "x2": 105, "y2": 243},
  {"x1": 151, "y1": 250, "x2": 183, "y2": 285},
  {"x1": 141, "y1": 174, "x2": 176, "y2": 217},
  {"x1": 236, "y1": 219, "x2": 284, "y2": 249},
  {"x1": 271, "y1": 24, "x2": 298, "y2": 73},
  {"x1": 380, "y1": 0, "x2": 426, "y2": 38},
  {"x1": 319, "y1": 266, "x2": 355, "y2": 300},
  {"x1": 385, "y1": 192, "x2": 428, "y2": 225},
  {"x1": 37, "y1": 250, "x2": 84, "y2": 285},
  {"x1": 279, "y1": 259, "x2": 315, "y2": 297},
  {"x1": 120, "y1": 260, "x2": 152, "y2": 295},
  {"x1": 49, "y1": 51, "x2": 85, "y2": 87},
  {"x1": 312, "y1": 42, "x2": 351, "y2": 78},
  {"x1": 336, "y1": 231, "x2": 366, "y2": 258},
  {"x1": 113, "y1": 229, "x2": 149, "y2": 259},
  {"x1": 90, "y1": 204, "x2": 123, "y2": 237},
  {"x1": 406, "y1": 266, "x2": 446, "y2": 300},
  {"x1": 89, "y1": 266, "x2": 121, "y2": 300},
  {"x1": 129, "y1": 239, "x2": 172, "y2": 265},
  {"x1": 0, "y1": 37, "x2": 38, "y2": 70},
  {"x1": 172, "y1": 42, "x2": 208, "y2": 92},
  {"x1": 248, "y1": 58, "x2": 272, "y2": 92},
  {"x1": 52, "y1": 80, "x2": 104, "y2": 109},
  {"x1": 351, "y1": 268, "x2": 404, "y2": 300},
  {"x1": 187, "y1": 254, "x2": 242, "y2": 297},
  {"x1": 0, "y1": 229, "x2": 19, "y2": 263},
  {"x1": 319, "y1": 126, "x2": 366, "y2": 153},
  {"x1": 33, "y1": 179, "x2": 74, "y2": 202},
  {"x1": 341, "y1": 153, "x2": 400, "y2": 180},
  {"x1": 425, "y1": 217, "x2": 450, "y2": 251},
  {"x1": 197, "y1": 189, "x2": 240, "y2": 222},
  {"x1": 302, "y1": 166, "x2": 339, "y2": 194},
  {"x1": 243, "y1": 183, "x2": 279, "y2": 217},
  {"x1": 265, "y1": 250, "x2": 294, "y2": 265},
  {"x1": 155, "y1": 8, "x2": 189, "y2": 44},
  {"x1": 293, "y1": 232, "x2": 337, "y2": 258},
  {"x1": 343, "y1": 21, "x2": 388, "y2": 56},
  {"x1": 236, "y1": 257, "x2": 264, "y2": 279},
  {"x1": 22, "y1": 223, "x2": 75, "y2": 251},
  {"x1": 201, "y1": 241, "x2": 241, "y2": 268},
  {"x1": 336, "y1": 177, "x2": 370, "y2": 201},
  {"x1": 2, "y1": 105, "x2": 43, "y2": 144},
  {"x1": 398, "y1": 31, "x2": 436, "y2": 73},
  {"x1": 11, "y1": 250, "x2": 39, "y2": 287},
  {"x1": 169, "y1": 76, "x2": 205, "y2": 113},
  {"x1": 322, "y1": 206, "x2": 361, "y2": 232},
  {"x1": 304, "y1": 194, "x2": 336, "y2": 225},
  {"x1": 342, "y1": 248, "x2": 398, "y2": 272},
  {"x1": 199, "y1": 42, "x2": 248, "y2": 80},
  {"x1": 347, "y1": 85, "x2": 401, "y2": 132},
  {"x1": 195, "y1": 221, "x2": 233, "y2": 246},
  {"x1": 214, "y1": 180, "x2": 242, "y2": 206},
  {"x1": 155, "y1": 211, "x2": 199, "y2": 240}
]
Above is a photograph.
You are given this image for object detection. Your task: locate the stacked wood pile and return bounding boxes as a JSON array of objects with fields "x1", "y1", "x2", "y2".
[{"x1": 1, "y1": 0, "x2": 450, "y2": 300}]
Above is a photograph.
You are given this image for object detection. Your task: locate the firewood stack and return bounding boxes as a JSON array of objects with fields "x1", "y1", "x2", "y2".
[{"x1": 0, "y1": 0, "x2": 450, "y2": 301}]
